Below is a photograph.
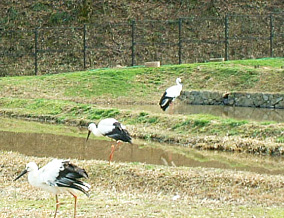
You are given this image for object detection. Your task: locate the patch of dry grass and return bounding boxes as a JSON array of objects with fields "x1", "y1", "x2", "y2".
[{"x1": 2, "y1": 151, "x2": 284, "y2": 217}]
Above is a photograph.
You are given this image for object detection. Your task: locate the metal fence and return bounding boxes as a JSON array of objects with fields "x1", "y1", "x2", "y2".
[{"x1": 0, "y1": 13, "x2": 283, "y2": 76}]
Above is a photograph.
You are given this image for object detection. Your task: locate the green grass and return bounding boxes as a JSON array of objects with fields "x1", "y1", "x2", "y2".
[
  {"x1": 171, "y1": 114, "x2": 252, "y2": 136},
  {"x1": 135, "y1": 112, "x2": 159, "y2": 124},
  {"x1": 62, "y1": 69, "x2": 138, "y2": 97},
  {"x1": 276, "y1": 137, "x2": 284, "y2": 143},
  {"x1": 0, "y1": 59, "x2": 283, "y2": 104},
  {"x1": 0, "y1": 117, "x2": 84, "y2": 138},
  {"x1": 228, "y1": 58, "x2": 284, "y2": 67},
  {"x1": 0, "y1": 97, "x2": 73, "y2": 115},
  {"x1": 222, "y1": 119, "x2": 248, "y2": 127},
  {"x1": 0, "y1": 97, "x2": 122, "y2": 123}
]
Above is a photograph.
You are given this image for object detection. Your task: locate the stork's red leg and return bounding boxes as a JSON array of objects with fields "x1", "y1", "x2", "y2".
[
  {"x1": 109, "y1": 144, "x2": 115, "y2": 164},
  {"x1": 54, "y1": 194, "x2": 59, "y2": 218},
  {"x1": 69, "y1": 192, "x2": 78, "y2": 218}
]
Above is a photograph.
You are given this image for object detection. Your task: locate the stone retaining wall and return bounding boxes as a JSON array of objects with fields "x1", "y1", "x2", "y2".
[{"x1": 181, "y1": 91, "x2": 284, "y2": 109}]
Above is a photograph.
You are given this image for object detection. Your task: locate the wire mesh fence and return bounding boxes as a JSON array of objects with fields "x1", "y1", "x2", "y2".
[{"x1": 0, "y1": 13, "x2": 283, "y2": 76}]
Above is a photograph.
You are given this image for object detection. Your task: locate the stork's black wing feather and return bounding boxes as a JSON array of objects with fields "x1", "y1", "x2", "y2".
[
  {"x1": 55, "y1": 161, "x2": 90, "y2": 196},
  {"x1": 62, "y1": 161, "x2": 89, "y2": 179},
  {"x1": 105, "y1": 122, "x2": 132, "y2": 143},
  {"x1": 159, "y1": 92, "x2": 173, "y2": 111},
  {"x1": 56, "y1": 177, "x2": 90, "y2": 197}
]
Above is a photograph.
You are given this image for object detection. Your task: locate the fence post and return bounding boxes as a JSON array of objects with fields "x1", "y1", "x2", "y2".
[
  {"x1": 178, "y1": 18, "x2": 182, "y2": 64},
  {"x1": 83, "y1": 24, "x2": 87, "y2": 69},
  {"x1": 34, "y1": 27, "x2": 38, "y2": 75},
  {"x1": 269, "y1": 14, "x2": 274, "y2": 57},
  {"x1": 224, "y1": 15, "x2": 229, "y2": 61},
  {"x1": 131, "y1": 20, "x2": 136, "y2": 66}
]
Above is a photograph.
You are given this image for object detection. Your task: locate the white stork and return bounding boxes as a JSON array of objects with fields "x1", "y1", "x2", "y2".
[
  {"x1": 159, "y1": 77, "x2": 183, "y2": 111},
  {"x1": 86, "y1": 118, "x2": 132, "y2": 163},
  {"x1": 14, "y1": 159, "x2": 91, "y2": 218}
]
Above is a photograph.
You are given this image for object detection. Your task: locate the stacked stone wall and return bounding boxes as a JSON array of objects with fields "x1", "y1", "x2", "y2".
[{"x1": 181, "y1": 91, "x2": 284, "y2": 109}]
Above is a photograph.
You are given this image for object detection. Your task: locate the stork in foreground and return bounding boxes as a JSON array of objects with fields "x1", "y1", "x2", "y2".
[
  {"x1": 14, "y1": 159, "x2": 91, "y2": 218},
  {"x1": 159, "y1": 77, "x2": 183, "y2": 112},
  {"x1": 86, "y1": 118, "x2": 132, "y2": 164}
]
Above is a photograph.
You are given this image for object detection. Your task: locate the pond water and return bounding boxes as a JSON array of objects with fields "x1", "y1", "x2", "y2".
[
  {"x1": 105, "y1": 103, "x2": 284, "y2": 122},
  {"x1": 1, "y1": 126, "x2": 284, "y2": 175}
]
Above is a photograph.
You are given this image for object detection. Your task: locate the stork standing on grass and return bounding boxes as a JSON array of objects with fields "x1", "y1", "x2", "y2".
[
  {"x1": 159, "y1": 77, "x2": 183, "y2": 112},
  {"x1": 86, "y1": 118, "x2": 132, "y2": 164},
  {"x1": 14, "y1": 159, "x2": 91, "y2": 218}
]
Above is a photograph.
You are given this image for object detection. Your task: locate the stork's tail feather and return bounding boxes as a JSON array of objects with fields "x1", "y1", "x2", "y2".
[
  {"x1": 123, "y1": 130, "x2": 132, "y2": 144},
  {"x1": 56, "y1": 161, "x2": 91, "y2": 197},
  {"x1": 159, "y1": 98, "x2": 172, "y2": 111},
  {"x1": 57, "y1": 179, "x2": 91, "y2": 197}
]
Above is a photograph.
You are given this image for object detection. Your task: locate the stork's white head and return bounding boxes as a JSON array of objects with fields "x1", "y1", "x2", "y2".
[
  {"x1": 14, "y1": 162, "x2": 38, "y2": 181},
  {"x1": 86, "y1": 123, "x2": 97, "y2": 141},
  {"x1": 176, "y1": 77, "x2": 182, "y2": 85},
  {"x1": 87, "y1": 123, "x2": 97, "y2": 131},
  {"x1": 26, "y1": 162, "x2": 39, "y2": 172}
]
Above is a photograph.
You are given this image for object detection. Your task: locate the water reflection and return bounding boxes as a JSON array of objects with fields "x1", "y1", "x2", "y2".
[
  {"x1": 175, "y1": 104, "x2": 284, "y2": 122},
  {"x1": 105, "y1": 103, "x2": 284, "y2": 122},
  {"x1": 1, "y1": 130, "x2": 284, "y2": 175}
]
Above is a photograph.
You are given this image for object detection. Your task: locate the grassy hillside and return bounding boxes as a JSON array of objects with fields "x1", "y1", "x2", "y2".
[{"x1": 1, "y1": 59, "x2": 283, "y2": 105}]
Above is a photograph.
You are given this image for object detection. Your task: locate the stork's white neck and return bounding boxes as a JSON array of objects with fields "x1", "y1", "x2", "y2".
[
  {"x1": 89, "y1": 123, "x2": 103, "y2": 136},
  {"x1": 28, "y1": 168, "x2": 41, "y2": 188},
  {"x1": 176, "y1": 78, "x2": 182, "y2": 86}
]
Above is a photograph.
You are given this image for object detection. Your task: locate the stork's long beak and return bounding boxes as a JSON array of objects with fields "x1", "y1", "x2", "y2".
[
  {"x1": 86, "y1": 130, "x2": 91, "y2": 142},
  {"x1": 14, "y1": 169, "x2": 28, "y2": 181}
]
